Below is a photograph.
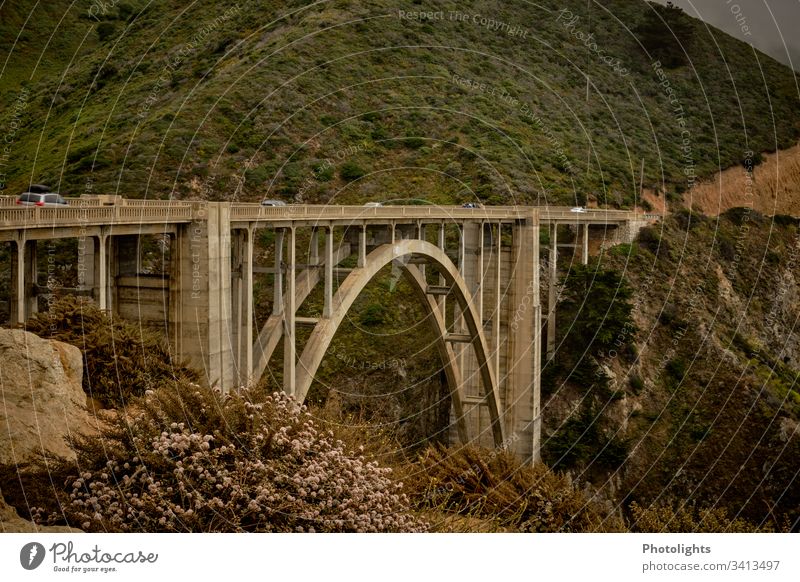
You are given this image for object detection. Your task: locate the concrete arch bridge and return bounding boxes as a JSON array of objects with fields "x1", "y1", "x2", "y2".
[{"x1": 0, "y1": 199, "x2": 652, "y2": 462}]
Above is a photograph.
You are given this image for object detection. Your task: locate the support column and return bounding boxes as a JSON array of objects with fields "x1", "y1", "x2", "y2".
[
  {"x1": 173, "y1": 202, "x2": 235, "y2": 391},
  {"x1": 547, "y1": 223, "x2": 558, "y2": 360},
  {"x1": 582, "y1": 223, "x2": 589, "y2": 265},
  {"x1": 493, "y1": 223, "x2": 502, "y2": 382},
  {"x1": 357, "y1": 225, "x2": 367, "y2": 268},
  {"x1": 168, "y1": 232, "x2": 181, "y2": 357},
  {"x1": 454, "y1": 225, "x2": 466, "y2": 338},
  {"x1": 417, "y1": 222, "x2": 426, "y2": 279},
  {"x1": 212, "y1": 204, "x2": 234, "y2": 392},
  {"x1": 532, "y1": 214, "x2": 542, "y2": 464},
  {"x1": 323, "y1": 226, "x2": 334, "y2": 318},
  {"x1": 232, "y1": 231, "x2": 243, "y2": 384},
  {"x1": 478, "y1": 223, "x2": 485, "y2": 324},
  {"x1": 437, "y1": 223, "x2": 446, "y2": 317},
  {"x1": 458, "y1": 225, "x2": 465, "y2": 274},
  {"x1": 24, "y1": 240, "x2": 37, "y2": 319},
  {"x1": 96, "y1": 234, "x2": 108, "y2": 310},
  {"x1": 309, "y1": 227, "x2": 319, "y2": 266},
  {"x1": 10, "y1": 238, "x2": 28, "y2": 324},
  {"x1": 532, "y1": 301, "x2": 542, "y2": 464},
  {"x1": 244, "y1": 226, "x2": 254, "y2": 384},
  {"x1": 507, "y1": 212, "x2": 538, "y2": 463},
  {"x1": 273, "y1": 229, "x2": 284, "y2": 315},
  {"x1": 283, "y1": 227, "x2": 296, "y2": 397},
  {"x1": 456, "y1": 222, "x2": 483, "y2": 448},
  {"x1": 77, "y1": 236, "x2": 95, "y2": 295}
]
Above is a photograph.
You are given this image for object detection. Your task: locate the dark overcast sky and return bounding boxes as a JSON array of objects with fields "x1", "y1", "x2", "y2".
[{"x1": 652, "y1": 0, "x2": 800, "y2": 70}]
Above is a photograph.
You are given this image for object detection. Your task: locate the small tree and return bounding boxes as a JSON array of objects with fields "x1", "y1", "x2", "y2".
[
  {"x1": 636, "y1": 2, "x2": 694, "y2": 68},
  {"x1": 560, "y1": 264, "x2": 635, "y2": 355}
]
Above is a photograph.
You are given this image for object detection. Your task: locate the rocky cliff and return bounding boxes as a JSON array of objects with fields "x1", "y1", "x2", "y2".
[{"x1": 0, "y1": 328, "x2": 96, "y2": 532}]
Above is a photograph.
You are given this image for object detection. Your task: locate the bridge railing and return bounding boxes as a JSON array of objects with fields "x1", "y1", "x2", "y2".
[
  {"x1": 0, "y1": 199, "x2": 647, "y2": 229},
  {"x1": 229, "y1": 203, "x2": 532, "y2": 222},
  {"x1": 0, "y1": 204, "x2": 193, "y2": 228},
  {"x1": 539, "y1": 210, "x2": 645, "y2": 222}
]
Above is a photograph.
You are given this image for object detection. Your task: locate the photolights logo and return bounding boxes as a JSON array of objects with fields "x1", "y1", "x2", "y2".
[{"x1": 20, "y1": 542, "x2": 46, "y2": 570}]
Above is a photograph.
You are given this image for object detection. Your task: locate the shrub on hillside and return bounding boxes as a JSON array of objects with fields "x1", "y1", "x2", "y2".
[
  {"x1": 23, "y1": 296, "x2": 197, "y2": 407},
  {"x1": 629, "y1": 501, "x2": 775, "y2": 532},
  {"x1": 636, "y1": 225, "x2": 669, "y2": 256},
  {"x1": 96, "y1": 22, "x2": 117, "y2": 42},
  {"x1": 339, "y1": 161, "x2": 366, "y2": 182},
  {"x1": 673, "y1": 208, "x2": 706, "y2": 230},
  {"x1": 16, "y1": 382, "x2": 425, "y2": 533},
  {"x1": 560, "y1": 264, "x2": 636, "y2": 354},
  {"x1": 407, "y1": 445, "x2": 624, "y2": 532},
  {"x1": 543, "y1": 403, "x2": 630, "y2": 472}
]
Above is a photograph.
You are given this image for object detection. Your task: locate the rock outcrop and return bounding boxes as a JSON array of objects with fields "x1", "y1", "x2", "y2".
[
  {"x1": 0, "y1": 486, "x2": 76, "y2": 532},
  {"x1": 0, "y1": 328, "x2": 95, "y2": 532},
  {"x1": 0, "y1": 328, "x2": 95, "y2": 465}
]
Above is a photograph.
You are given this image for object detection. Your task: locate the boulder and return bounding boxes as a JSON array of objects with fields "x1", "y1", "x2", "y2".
[{"x1": 0, "y1": 328, "x2": 95, "y2": 465}]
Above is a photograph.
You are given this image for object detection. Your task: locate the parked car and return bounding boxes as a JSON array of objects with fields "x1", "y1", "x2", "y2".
[
  {"x1": 260, "y1": 199, "x2": 287, "y2": 206},
  {"x1": 462, "y1": 202, "x2": 483, "y2": 208},
  {"x1": 570, "y1": 206, "x2": 587, "y2": 213},
  {"x1": 16, "y1": 192, "x2": 69, "y2": 207},
  {"x1": 363, "y1": 201, "x2": 383, "y2": 207}
]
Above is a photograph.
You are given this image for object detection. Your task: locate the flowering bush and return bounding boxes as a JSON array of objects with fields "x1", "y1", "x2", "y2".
[{"x1": 22, "y1": 382, "x2": 426, "y2": 532}]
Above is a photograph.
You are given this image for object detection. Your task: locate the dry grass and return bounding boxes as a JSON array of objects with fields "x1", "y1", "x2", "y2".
[
  {"x1": 404, "y1": 445, "x2": 626, "y2": 532},
  {"x1": 629, "y1": 501, "x2": 780, "y2": 533},
  {"x1": 685, "y1": 142, "x2": 800, "y2": 216}
]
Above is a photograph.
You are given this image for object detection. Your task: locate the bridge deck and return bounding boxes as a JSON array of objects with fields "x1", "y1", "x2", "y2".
[{"x1": 0, "y1": 199, "x2": 650, "y2": 234}]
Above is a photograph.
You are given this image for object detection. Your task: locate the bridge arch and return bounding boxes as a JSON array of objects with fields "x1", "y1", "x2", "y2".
[{"x1": 294, "y1": 238, "x2": 505, "y2": 447}]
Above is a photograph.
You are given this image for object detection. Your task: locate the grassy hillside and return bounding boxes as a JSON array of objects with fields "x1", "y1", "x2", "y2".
[{"x1": 1, "y1": 0, "x2": 799, "y2": 207}]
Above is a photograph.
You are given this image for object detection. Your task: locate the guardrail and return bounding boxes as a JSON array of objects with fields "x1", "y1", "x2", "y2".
[
  {"x1": 539, "y1": 210, "x2": 645, "y2": 222},
  {"x1": 229, "y1": 204, "x2": 536, "y2": 222},
  {"x1": 0, "y1": 199, "x2": 646, "y2": 230},
  {"x1": 0, "y1": 196, "x2": 186, "y2": 208},
  {"x1": 0, "y1": 204, "x2": 193, "y2": 228}
]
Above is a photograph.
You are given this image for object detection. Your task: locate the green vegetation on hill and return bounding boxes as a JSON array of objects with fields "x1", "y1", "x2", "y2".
[
  {"x1": 542, "y1": 210, "x2": 800, "y2": 527},
  {"x1": 2, "y1": 0, "x2": 799, "y2": 206}
]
